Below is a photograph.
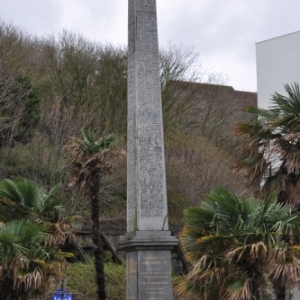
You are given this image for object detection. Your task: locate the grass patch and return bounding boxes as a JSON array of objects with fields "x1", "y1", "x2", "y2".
[
  {"x1": 65, "y1": 261, "x2": 126, "y2": 300},
  {"x1": 63, "y1": 259, "x2": 184, "y2": 299}
]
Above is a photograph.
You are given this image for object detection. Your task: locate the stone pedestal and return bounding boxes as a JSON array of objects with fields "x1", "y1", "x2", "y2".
[{"x1": 120, "y1": 231, "x2": 177, "y2": 300}]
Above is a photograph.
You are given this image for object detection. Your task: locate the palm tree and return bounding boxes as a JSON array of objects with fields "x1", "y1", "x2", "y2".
[
  {"x1": 235, "y1": 83, "x2": 300, "y2": 207},
  {"x1": 0, "y1": 178, "x2": 73, "y2": 299},
  {"x1": 65, "y1": 128, "x2": 116, "y2": 300},
  {"x1": 0, "y1": 178, "x2": 63, "y2": 223},
  {"x1": 0, "y1": 219, "x2": 66, "y2": 300},
  {"x1": 0, "y1": 178, "x2": 75, "y2": 247},
  {"x1": 177, "y1": 186, "x2": 300, "y2": 300}
]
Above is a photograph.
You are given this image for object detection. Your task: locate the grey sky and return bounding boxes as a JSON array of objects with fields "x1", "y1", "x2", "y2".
[{"x1": 1, "y1": 0, "x2": 300, "y2": 93}]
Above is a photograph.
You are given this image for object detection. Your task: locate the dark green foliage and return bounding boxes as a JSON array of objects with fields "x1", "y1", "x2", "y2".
[
  {"x1": 178, "y1": 186, "x2": 300, "y2": 300},
  {"x1": 0, "y1": 178, "x2": 63, "y2": 222},
  {"x1": 0, "y1": 23, "x2": 41, "y2": 148},
  {"x1": 0, "y1": 177, "x2": 75, "y2": 299},
  {"x1": 0, "y1": 219, "x2": 72, "y2": 300},
  {"x1": 0, "y1": 65, "x2": 41, "y2": 146},
  {"x1": 79, "y1": 128, "x2": 116, "y2": 155}
]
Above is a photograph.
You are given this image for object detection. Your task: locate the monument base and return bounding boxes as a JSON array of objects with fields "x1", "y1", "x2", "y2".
[{"x1": 119, "y1": 231, "x2": 177, "y2": 300}]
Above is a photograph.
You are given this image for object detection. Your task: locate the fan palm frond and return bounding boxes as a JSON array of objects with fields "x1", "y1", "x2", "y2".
[{"x1": 177, "y1": 187, "x2": 300, "y2": 299}]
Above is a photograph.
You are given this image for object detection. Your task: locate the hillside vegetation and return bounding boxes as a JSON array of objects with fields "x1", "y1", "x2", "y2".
[{"x1": 0, "y1": 22, "x2": 250, "y2": 224}]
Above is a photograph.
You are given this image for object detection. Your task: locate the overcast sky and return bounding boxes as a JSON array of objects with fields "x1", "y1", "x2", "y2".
[{"x1": 1, "y1": 0, "x2": 300, "y2": 93}]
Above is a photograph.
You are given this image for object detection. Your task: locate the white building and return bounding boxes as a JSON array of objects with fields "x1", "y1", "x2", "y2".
[
  {"x1": 256, "y1": 32, "x2": 300, "y2": 300},
  {"x1": 256, "y1": 31, "x2": 300, "y2": 108}
]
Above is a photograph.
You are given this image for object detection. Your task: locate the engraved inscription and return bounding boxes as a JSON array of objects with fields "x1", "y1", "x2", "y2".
[
  {"x1": 128, "y1": 0, "x2": 168, "y2": 224},
  {"x1": 137, "y1": 29, "x2": 158, "y2": 46},
  {"x1": 137, "y1": 15, "x2": 157, "y2": 31},
  {"x1": 139, "y1": 252, "x2": 173, "y2": 299},
  {"x1": 141, "y1": 194, "x2": 163, "y2": 217},
  {"x1": 137, "y1": 0, "x2": 156, "y2": 12}
]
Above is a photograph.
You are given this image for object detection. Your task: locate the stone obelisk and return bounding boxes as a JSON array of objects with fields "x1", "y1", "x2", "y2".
[{"x1": 119, "y1": 0, "x2": 177, "y2": 299}]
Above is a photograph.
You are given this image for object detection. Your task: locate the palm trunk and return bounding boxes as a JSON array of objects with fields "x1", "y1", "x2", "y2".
[
  {"x1": 91, "y1": 179, "x2": 106, "y2": 300},
  {"x1": 1, "y1": 274, "x2": 19, "y2": 300},
  {"x1": 20, "y1": 282, "x2": 29, "y2": 300},
  {"x1": 250, "y1": 279, "x2": 260, "y2": 300},
  {"x1": 274, "y1": 284, "x2": 286, "y2": 300}
]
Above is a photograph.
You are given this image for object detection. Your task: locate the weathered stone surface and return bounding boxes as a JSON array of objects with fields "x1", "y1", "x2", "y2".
[
  {"x1": 127, "y1": 250, "x2": 173, "y2": 300},
  {"x1": 122, "y1": 1, "x2": 177, "y2": 299},
  {"x1": 120, "y1": 231, "x2": 177, "y2": 250},
  {"x1": 121, "y1": 231, "x2": 176, "y2": 300},
  {"x1": 127, "y1": 0, "x2": 168, "y2": 232}
]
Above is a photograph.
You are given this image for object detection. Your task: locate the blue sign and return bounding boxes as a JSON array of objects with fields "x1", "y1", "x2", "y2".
[{"x1": 51, "y1": 294, "x2": 73, "y2": 300}]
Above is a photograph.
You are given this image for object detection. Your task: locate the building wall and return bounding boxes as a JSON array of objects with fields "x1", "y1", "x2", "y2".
[
  {"x1": 256, "y1": 31, "x2": 300, "y2": 108},
  {"x1": 256, "y1": 31, "x2": 300, "y2": 299}
]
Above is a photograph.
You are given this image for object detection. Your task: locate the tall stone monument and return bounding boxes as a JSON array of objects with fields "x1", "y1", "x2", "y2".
[{"x1": 119, "y1": 0, "x2": 177, "y2": 299}]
